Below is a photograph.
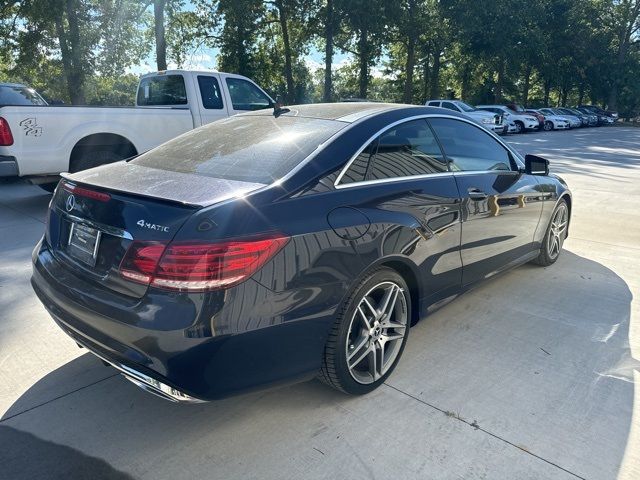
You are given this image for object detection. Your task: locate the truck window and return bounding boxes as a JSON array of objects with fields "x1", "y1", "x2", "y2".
[
  {"x1": 197, "y1": 76, "x2": 223, "y2": 110},
  {"x1": 137, "y1": 75, "x2": 187, "y2": 106},
  {"x1": 226, "y1": 78, "x2": 272, "y2": 111},
  {"x1": 0, "y1": 85, "x2": 48, "y2": 106}
]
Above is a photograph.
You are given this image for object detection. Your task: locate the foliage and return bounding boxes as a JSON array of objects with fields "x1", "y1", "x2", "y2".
[{"x1": 1, "y1": 0, "x2": 640, "y2": 116}]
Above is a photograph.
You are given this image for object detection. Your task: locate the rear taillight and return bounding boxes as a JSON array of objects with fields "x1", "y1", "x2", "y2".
[
  {"x1": 62, "y1": 182, "x2": 111, "y2": 202},
  {"x1": 0, "y1": 117, "x2": 13, "y2": 146},
  {"x1": 119, "y1": 236, "x2": 289, "y2": 292}
]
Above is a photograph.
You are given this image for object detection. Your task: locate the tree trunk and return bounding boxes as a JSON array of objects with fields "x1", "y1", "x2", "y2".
[
  {"x1": 323, "y1": 0, "x2": 333, "y2": 102},
  {"x1": 154, "y1": 0, "x2": 167, "y2": 71},
  {"x1": 56, "y1": 0, "x2": 85, "y2": 105},
  {"x1": 521, "y1": 64, "x2": 532, "y2": 107},
  {"x1": 402, "y1": 0, "x2": 416, "y2": 104},
  {"x1": 495, "y1": 57, "x2": 505, "y2": 103},
  {"x1": 577, "y1": 82, "x2": 585, "y2": 105},
  {"x1": 422, "y1": 54, "x2": 430, "y2": 102},
  {"x1": 429, "y1": 48, "x2": 441, "y2": 100},
  {"x1": 358, "y1": 27, "x2": 369, "y2": 98},
  {"x1": 543, "y1": 79, "x2": 552, "y2": 106},
  {"x1": 460, "y1": 62, "x2": 471, "y2": 101},
  {"x1": 403, "y1": 35, "x2": 416, "y2": 103},
  {"x1": 276, "y1": 0, "x2": 295, "y2": 104}
]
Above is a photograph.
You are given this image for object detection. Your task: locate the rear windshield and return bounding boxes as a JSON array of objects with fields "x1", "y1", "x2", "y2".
[
  {"x1": 137, "y1": 75, "x2": 187, "y2": 106},
  {"x1": 130, "y1": 115, "x2": 345, "y2": 184},
  {"x1": 0, "y1": 85, "x2": 47, "y2": 106}
]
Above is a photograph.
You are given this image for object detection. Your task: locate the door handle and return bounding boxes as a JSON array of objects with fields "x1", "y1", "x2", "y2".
[{"x1": 468, "y1": 187, "x2": 488, "y2": 201}]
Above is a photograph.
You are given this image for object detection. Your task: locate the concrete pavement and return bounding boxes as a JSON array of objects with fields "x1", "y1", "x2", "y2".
[{"x1": 0, "y1": 127, "x2": 638, "y2": 479}]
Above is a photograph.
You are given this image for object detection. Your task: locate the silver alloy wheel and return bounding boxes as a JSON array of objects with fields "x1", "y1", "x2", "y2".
[
  {"x1": 548, "y1": 204, "x2": 568, "y2": 260},
  {"x1": 544, "y1": 121, "x2": 553, "y2": 131},
  {"x1": 345, "y1": 281, "x2": 408, "y2": 384},
  {"x1": 515, "y1": 122, "x2": 523, "y2": 133}
]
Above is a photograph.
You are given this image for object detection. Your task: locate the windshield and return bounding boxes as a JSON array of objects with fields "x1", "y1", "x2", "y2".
[
  {"x1": 0, "y1": 85, "x2": 47, "y2": 106},
  {"x1": 131, "y1": 115, "x2": 345, "y2": 184},
  {"x1": 456, "y1": 101, "x2": 476, "y2": 112}
]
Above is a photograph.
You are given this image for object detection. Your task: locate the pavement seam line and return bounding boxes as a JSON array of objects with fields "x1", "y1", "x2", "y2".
[
  {"x1": 0, "y1": 373, "x2": 119, "y2": 423},
  {"x1": 383, "y1": 382, "x2": 586, "y2": 480}
]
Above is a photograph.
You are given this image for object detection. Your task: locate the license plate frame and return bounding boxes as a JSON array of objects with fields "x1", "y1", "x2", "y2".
[{"x1": 67, "y1": 222, "x2": 101, "y2": 267}]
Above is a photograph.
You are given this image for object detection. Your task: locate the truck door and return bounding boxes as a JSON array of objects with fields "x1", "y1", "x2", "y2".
[
  {"x1": 221, "y1": 75, "x2": 273, "y2": 116},
  {"x1": 195, "y1": 74, "x2": 229, "y2": 126}
]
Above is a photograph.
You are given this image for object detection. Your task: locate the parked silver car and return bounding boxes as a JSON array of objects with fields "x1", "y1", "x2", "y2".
[{"x1": 425, "y1": 99, "x2": 506, "y2": 134}]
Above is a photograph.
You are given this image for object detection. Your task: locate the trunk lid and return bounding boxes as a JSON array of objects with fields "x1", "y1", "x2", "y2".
[{"x1": 47, "y1": 166, "x2": 265, "y2": 298}]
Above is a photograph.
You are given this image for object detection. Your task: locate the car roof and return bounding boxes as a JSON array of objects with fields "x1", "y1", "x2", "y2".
[
  {"x1": 240, "y1": 102, "x2": 444, "y2": 123},
  {"x1": 0, "y1": 83, "x2": 29, "y2": 88}
]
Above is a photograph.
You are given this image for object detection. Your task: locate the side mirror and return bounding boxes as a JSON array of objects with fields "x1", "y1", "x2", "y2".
[{"x1": 525, "y1": 154, "x2": 549, "y2": 176}]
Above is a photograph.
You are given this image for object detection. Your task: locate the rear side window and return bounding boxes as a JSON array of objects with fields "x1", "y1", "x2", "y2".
[
  {"x1": 137, "y1": 75, "x2": 187, "y2": 106},
  {"x1": 131, "y1": 116, "x2": 344, "y2": 184},
  {"x1": 429, "y1": 118, "x2": 513, "y2": 172},
  {"x1": 339, "y1": 119, "x2": 448, "y2": 185},
  {"x1": 368, "y1": 120, "x2": 448, "y2": 179},
  {"x1": 197, "y1": 76, "x2": 223, "y2": 110},
  {"x1": 0, "y1": 86, "x2": 47, "y2": 106},
  {"x1": 226, "y1": 78, "x2": 272, "y2": 111}
]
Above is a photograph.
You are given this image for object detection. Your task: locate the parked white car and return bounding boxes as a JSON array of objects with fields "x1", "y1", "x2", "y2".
[
  {"x1": 425, "y1": 99, "x2": 506, "y2": 134},
  {"x1": 476, "y1": 105, "x2": 539, "y2": 133},
  {"x1": 528, "y1": 109, "x2": 571, "y2": 131},
  {"x1": 0, "y1": 70, "x2": 274, "y2": 188},
  {"x1": 540, "y1": 108, "x2": 581, "y2": 128}
]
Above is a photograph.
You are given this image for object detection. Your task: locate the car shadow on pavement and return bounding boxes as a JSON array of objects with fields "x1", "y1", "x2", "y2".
[{"x1": 0, "y1": 250, "x2": 636, "y2": 479}]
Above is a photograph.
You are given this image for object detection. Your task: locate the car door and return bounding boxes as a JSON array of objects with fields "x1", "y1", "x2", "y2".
[
  {"x1": 336, "y1": 118, "x2": 463, "y2": 305},
  {"x1": 196, "y1": 74, "x2": 229, "y2": 125},
  {"x1": 222, "y1": 75, "x2": 273, "y2": 115},
  {"x1": 428, "y1": 117, "x2": 543, "y2": 286}
]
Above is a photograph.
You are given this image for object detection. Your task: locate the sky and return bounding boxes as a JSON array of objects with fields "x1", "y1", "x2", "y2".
[{"x1": 127, "y1": 0, "x2": 359, "y2": 76}]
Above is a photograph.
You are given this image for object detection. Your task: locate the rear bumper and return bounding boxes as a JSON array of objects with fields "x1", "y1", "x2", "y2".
[
  {"x1": 31, "y1": 240, "x2": 336, "y2": 401},
  {"x1": 0, "y1": 155, "x2": 18, "y2": 177}
]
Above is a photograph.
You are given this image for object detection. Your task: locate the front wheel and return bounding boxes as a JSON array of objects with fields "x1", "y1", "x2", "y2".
[
  {"x1": 318, "y1": 268, "x2": 411, "y2": 395},
  {"x1": 533, "y1": 199, "x2": 569, "y2": 266},
  {"x1": 514, "y1": 121, "x2": 524, "y2": 134},
  {"x1": 543, "y1": 120, "x2": 553, "y2": 131}
]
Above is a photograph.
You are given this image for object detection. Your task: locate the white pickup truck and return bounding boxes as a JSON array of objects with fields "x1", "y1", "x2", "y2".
[{"x1": 0, "y1": 70, "x2": 274, "y2": 189}]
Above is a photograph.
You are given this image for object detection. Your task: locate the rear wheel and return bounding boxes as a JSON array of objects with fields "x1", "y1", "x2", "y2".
[
  {"x1": 319, "y1": 268, "x2": 411, "y2": 394},
  {"x1": 533, "y1": 199, "x2": 568, "y2": 266},
  {"x1": 514, "y1": 121, "x2": 524, "y2": 133},
  {"x1": 70, "y1": 148, "x2": 133, "y2": 173}
]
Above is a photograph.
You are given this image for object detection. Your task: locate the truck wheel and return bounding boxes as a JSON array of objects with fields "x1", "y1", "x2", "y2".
[
  {"x1": 70, "y1": 148, "x2": 128, "y2": 173},
  {"x1": 39, "y1": 182, "x2": 58, "y2": 193}
]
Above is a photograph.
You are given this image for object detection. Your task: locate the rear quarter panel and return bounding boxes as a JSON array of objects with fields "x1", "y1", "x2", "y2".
[{"x1": 0, "y1": 105, "x2": 194, "y2": 176}]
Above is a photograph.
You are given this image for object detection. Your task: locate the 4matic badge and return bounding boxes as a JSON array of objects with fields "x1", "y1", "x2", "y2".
[{"x1": 137, "y1": 219, "x2": 169, "y2": 232}]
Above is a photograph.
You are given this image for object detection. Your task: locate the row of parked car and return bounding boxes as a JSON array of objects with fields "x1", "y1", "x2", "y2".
[{"x1": 425, "y1": 99, "x2": 618, "y2": 135}]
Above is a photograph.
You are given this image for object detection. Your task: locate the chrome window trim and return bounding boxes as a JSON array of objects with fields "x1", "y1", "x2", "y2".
[
  {"x1": 333, "y1": 113, "x2": 524, "y2": 189},
  {"x1": 335, "y1": 171, "x2": 454, "y2": 190}
]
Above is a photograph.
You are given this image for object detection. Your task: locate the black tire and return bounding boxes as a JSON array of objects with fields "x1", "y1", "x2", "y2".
[
  {"x1": 318, "y1": 267, "x2": 411, "y2": 395},
  {"x1": 39, "y1": 181, "x2": 58, "y2": 193},
  {"x1": 514, "y1": 121, "x2": 524, "y2": 134},
  {"x1": 533, "y1": 199, "x2": 569, "y2": 267},
  {"x1": 70, "y1": 148, "x2": 128, "y2": 173},
  {"x1": 543, "y1": 120, "x2": 553, "y2": 131}
]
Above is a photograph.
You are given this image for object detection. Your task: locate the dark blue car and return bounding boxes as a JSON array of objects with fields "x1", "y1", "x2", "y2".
[{"x1": 31, "y1": 103, "x2": 571, "y2": 402}]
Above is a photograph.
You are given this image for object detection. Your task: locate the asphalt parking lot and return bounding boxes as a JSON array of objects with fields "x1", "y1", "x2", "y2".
[{"x1": 0, "y1": 127, "x2": 639, "y2": 480}]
